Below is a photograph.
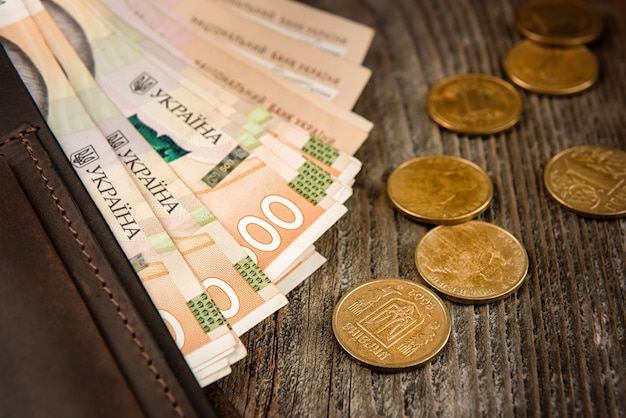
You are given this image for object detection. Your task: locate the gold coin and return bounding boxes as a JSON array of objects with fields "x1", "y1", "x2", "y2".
[
  {"x1": 543, "y1": 145, "x2": 626, "y2": 218},
  {"x1": 427, "y1": 73, "x2": 523, "y2": 135},
  {"x1": 387, "y1": 155, "x2": 493, "y2": 225},
  {"x1": 503, "y1": 40, "x2": 598, "y2": 95},
  {"x1": 515, "y1": 0, "x2": 603, "y2": 46},
  {"x1": 332, "y1": 278, "x2": 451, "y2": 371},
  {"x1": 415, "y1": 221, "x2": 529, "y2": 304}
]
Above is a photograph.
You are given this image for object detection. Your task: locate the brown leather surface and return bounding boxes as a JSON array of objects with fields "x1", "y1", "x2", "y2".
[
  {"x1": 0, "y1": 43, "x2": 222, "y2": 417},
  {"x1": 0, "y1": 147, "x2": 145, "y2": 417}
]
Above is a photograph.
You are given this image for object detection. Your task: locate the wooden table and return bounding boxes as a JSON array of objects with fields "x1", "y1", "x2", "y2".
[{"x1": 212, "y1": 0, "x2": 626, "y2": 416}]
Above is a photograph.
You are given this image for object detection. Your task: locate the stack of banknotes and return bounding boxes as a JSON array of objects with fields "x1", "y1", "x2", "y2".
[{"x1": 0, "y1": 0, "x2": 373, "y2": 385}]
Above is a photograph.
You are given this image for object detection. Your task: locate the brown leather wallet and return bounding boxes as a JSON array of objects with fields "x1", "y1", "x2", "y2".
[{"x1": 0, "y1": 43, "x2": 223, "y2": 417}]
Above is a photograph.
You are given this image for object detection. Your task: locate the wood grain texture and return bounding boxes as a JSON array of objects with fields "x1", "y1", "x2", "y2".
[{"x1": 215, "y1": 0, "x2": 626, "y2": 416}]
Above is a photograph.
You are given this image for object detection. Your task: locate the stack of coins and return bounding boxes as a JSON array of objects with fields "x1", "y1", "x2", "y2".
[
  {"x1": 504, "y1": 0, "x2": 603, "y2": 95},
  {"x1": 331, "y1": 154, "x2": 531, "y2": 372},
  {"x1": 333, "y1": 1, "x2": 613, "y2": 372},
  {"x1": 503, "y1": 3, "x2": 623, "y2": 218}
]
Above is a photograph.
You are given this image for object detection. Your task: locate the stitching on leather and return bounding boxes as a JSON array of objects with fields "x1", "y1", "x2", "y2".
[
  {"x1": 0, "y1": 127, "x2": 38, "y2": 153},
  {"x1": 4, "y1": 129, "x2": 186, "y2": 418}
]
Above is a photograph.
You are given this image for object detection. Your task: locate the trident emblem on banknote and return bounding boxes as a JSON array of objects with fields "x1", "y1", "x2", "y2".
[
  {"x1": 70, "y1": 145, "x2": 99, "y2": 168},
  {"x1": 130, "y1": 72, "x2": 157, "y2": 94}
]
